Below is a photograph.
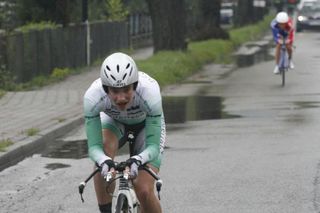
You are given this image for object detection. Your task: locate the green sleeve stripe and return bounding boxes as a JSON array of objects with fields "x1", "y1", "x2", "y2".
[
  {"x1": 148, "y1": 114, "x2": 161, "y2": 118},
  {"x1": 85, "y1": 115, "x2": 104, "y2": 162},
  {"x1": 143, "y1": 116, "x2": 161, "y2": 162},
  {"x1": 85, "y1": 115, "x2": 100, "y2": 119}
]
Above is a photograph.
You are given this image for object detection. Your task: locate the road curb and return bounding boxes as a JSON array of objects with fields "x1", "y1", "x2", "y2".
[{"x1": 0, "y1": 116, "x2": 84, "y2": 172}]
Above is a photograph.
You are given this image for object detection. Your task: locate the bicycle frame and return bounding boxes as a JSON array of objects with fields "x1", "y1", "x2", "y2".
[
  {"x1": 78, "y1": 161, "x2": 162, "y2": 213},
  {"x1": 112, "y1": 170, "x2": 140, "y2": 213},
  {"x1": 278, "y1": 36, "x2": 289, "y2": 87},
  {"x1": 109, "y1": 162, "x2": 162, "y2": 213}
]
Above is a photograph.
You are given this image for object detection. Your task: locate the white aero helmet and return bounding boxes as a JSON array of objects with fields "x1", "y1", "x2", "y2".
[
  {"x1": 100, "y1": 52, "x2": 139, "y2": 88},
  {"x1": 276, "y1": 12, "x2": 289, "y2": 24}
]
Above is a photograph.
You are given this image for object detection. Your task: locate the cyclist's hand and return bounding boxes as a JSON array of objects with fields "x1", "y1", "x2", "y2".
[
  {"x1": 100, "y1": 159, "x2": 115, "y2": 179},
  {"x1": 125, "y1": 156, "x2": 142, "y2": 178}
]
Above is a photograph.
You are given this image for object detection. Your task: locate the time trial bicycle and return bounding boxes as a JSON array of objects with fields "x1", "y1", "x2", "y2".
[
  {"x1": 278, "y1": 36, "x2": 289, "y2": 87},
  {"x1": 78, "y1": 161, "x2": 163, "y2": 213}
]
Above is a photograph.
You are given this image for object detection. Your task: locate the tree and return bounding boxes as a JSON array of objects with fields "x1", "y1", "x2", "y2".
[
  {"x1": 0, "y1": 1, "x2": 18, "y2": 30},
  {"x1": 15, "y1": 0, "x2": 80, "y2": 27},
  {"x1": 105, "y1": 0, "x2": 129, "y2": 21},
  {"x1": 124, "y1": 0, "x2": 148, "y2": 13},
  {"x1": 146, "y1": 0, "x2": 187, "y2": 53},
  {"x1": 189, "y1": 0, "x2": 229, "y2": 41},
  {"x1": 234, "y1": 0, "x2": 255, "y2": 27}
]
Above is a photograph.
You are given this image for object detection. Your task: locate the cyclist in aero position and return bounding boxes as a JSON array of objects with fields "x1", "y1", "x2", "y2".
[
  {"x1": 83, "y1": 52, "x2": 166, "y2": 213},
  {"x1": 271, "y1": 11, "x2": 295, "y2": 74}
]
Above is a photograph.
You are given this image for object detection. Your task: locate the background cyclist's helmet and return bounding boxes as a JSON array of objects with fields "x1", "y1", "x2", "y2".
[
  {"x1": 276, "y1": 12, "x2": 289, "y2": 24},
  {"x1": 100, "y1": 52, "x2": 138, "y2": 88}
]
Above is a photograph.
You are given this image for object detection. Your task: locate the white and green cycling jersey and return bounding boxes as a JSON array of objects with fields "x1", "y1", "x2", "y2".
[{"x1": 83, "y1": 72, "x2": 166, "y2": 168}]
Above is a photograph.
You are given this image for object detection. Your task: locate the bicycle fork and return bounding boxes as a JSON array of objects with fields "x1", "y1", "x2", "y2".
[{"x1": 116, "y1": 177, "x2": 140, "y2": 212}]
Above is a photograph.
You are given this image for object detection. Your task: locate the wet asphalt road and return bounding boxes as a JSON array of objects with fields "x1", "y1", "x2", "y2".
[{"x1": 1, "y1": 31, "x2": 320, "y2": 213}]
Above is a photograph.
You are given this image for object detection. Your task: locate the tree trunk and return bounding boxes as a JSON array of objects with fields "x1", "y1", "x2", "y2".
[
  {"x1": 56, "y1": 0, "x2": 70, "y2": 27},
  {"x1": 190, "y1": 0, "x2": 229, "y2": 41},
  {"x1": 200, "y1": 0, "x2": 220, "y2": 28},
  {"x1": 235, "y1": 0, "x2": 254, "y2": 27},
  {"x1": 146, "y1": 0, "x2": 187, "y2": 53}
]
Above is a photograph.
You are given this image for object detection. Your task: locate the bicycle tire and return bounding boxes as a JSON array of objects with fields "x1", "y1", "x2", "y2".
[
  {"x1": 279, "y1": 44, "x2": 287, "y2": 87},
  {"x1": 278, "y1": 37, "x2": 289, "y2": 87},
  {"x1": 115, "y1": 193, "x2": 129, "y2": 213},
  {"x1": 281, "y1": 68, "x2": 285, "y2": 87}
]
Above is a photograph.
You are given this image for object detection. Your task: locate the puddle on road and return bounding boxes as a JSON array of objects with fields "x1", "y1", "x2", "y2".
[
  {"x1": 41, "y1": 139, "x2": 88, "y2": 159},
  {"x1": 293, "y1": 101, "x2": 320, "y2": 109},
  {"x1": 41, "y1": 95, "x2": 240, "y2": 160},
  {"x1": 163, "y1": 95, "x2": 240, "y2": 123},
  {"x1": 45, "y1": 163, "x2": 71, "y2": 170},
  {"x1": 41, "y1": 139, "x2": 130, "y2": 159}
]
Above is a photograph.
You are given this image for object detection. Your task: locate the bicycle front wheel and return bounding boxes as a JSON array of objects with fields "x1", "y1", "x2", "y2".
[
  {"x1": 281, "y1": 68, "x2": 285, "y2": 87},
  {"x1": 115, "y1": 193, "x2": 129, "y2": 213}
]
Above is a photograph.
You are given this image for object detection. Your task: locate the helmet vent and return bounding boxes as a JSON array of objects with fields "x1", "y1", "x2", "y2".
[
  {"x1": 117, "y1": 65, "x2": 120, "y2": 73},
  {"x1": 122, "y1": 73, "x2": 127, "y2": 80},
  {"x1": 110, "y1": 75, "x2": 116, "y2": 81},
  {"x1": 126, "y1": 63, "x2": 130, "y2": 69},
  {"x1": 129, "y1": 67, "x2": 133, "y2": 76},
  {"x1": 106, "y1": 66, "x2": 111, "y2": 71},
  {"x1": 103, "y1": 70, "x2": 109, "y2": 78}
]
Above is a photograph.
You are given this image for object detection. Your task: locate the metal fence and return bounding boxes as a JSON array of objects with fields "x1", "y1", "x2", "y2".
[{"x1": 0, "y1": 14, "x2": 152, "y2": 83}]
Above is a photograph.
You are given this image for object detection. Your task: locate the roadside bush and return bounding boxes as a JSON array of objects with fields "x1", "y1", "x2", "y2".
[
  {"x1": 0, "y1": 89, "x2": 5, "y2": 98},
  {"x1": 28, "y1": 76, "x2": 48, "y2": 88},
  {"x1": 0, "y1": 65, "x2": 15, "y2": 90},
  {"x1": 50, "y1": 68, "x2": 70, "y2": 81},
  {"x1": 230, "y1": 14, "x2": 273, "y2": 46},
  {"x1": 0, "y1": 67, "x2": 71, "y2": 92},
  {"x1": 15, "y1": 21, "x2": 58, "y2": 33},
  {"x1": 0, "y1": 138, "x2": 13, "y2": 152}
]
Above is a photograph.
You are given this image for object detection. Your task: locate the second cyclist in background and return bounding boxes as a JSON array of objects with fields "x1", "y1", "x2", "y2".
[{"x1": 271, "y1": 11, "x2": 295, "y2": 74}]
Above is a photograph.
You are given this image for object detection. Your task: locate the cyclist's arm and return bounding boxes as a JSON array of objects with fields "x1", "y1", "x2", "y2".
[
  {"x1": 287, "y1": 19, "x2": 294, "y2": 44},
  {"x1": 135, "y1": 75, "x2": 163, "y2": 164},
  {"x1": 83, "y1": 96, "x2": 109, "y2": 165},
  {"x1": 270, "y1": 20, "x2": 280, "y2": 44},
  {"x1": 137, "y1": 114, "x2": 162, "y2": 165}
]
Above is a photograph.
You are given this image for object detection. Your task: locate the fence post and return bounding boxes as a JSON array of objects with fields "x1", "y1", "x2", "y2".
[{"x1": 86, "y1": 20, "x2": 90, "y2": 66}]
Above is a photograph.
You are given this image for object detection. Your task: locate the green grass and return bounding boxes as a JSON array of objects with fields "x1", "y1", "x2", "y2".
[
  {"x1": 0, "y1": 89, "x2": 5, "y2": 98},
  {"x1": 54, "y1": 117, "x2": 66, "y2": 123},
  {"x1": 0, "y1": 139, "x2": 14, "y2": 152},
  {"x1": 16, "y1": 21, "x2": 58, "y2": 33},
  {"x1": 0, "y1": 67, "x2": 73, "y2": 91},
  {"x1": 138, "y1": 14, "x2": 273, "y2": 87},
  {"x1": 230, "y1": 14, "x2": 273, "y2": 46},
  {"x1": 25, "y1": 128, "x2": 40, "y2": 136}
]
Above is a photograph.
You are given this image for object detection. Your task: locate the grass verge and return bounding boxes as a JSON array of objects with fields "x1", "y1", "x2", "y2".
[
  {"x1": 138, "y1": 14, "x2": 273, "y2": 87},
  {"x1": 0, "y1": 89, "x2": 5, "y2": 98},
  {"x1": 25, "y1": 128, "x2": 40, "y2": 136},
  {"x1": 0, "y1": 139, "x2": 14, "y2": 152}
]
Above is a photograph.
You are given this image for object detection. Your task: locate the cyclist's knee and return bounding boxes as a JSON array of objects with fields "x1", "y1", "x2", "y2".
[
  {"x1": 135, "y1": 185, "x2": 153, "y2": 201},
  {"x1": 286, "y1": 43, "x2": 292, "y2": 49},
  {"x1": 134, "y1": 178, "x2": 154, "y2": 200}
]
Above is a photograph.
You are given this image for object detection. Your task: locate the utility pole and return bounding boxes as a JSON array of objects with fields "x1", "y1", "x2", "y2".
[{"x1": 82, "y1": 0, "x2": 90, "y2": 65}]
